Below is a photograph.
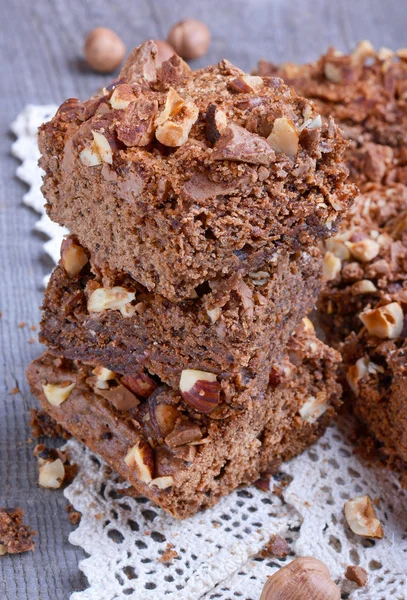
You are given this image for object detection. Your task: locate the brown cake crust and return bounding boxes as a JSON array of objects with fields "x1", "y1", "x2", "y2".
[
  {"x1": 39, "y1": 245, "x2": 322, "y2": 408},
  {"x1": 258, "y1": 44, "x2": 407, "y2": 480},
  {"x1": 39, "y1": 41, "x2": 354, "y2": 302},
  {"x1": 27, "y1": 321, "x2": 342, "y2": 518}
]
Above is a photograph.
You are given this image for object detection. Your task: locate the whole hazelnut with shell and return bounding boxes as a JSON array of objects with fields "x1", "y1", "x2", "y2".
[
  {"x1": 167, "y1": 19, "x2": 210, "y2": 60},
  {"x1": 84, "y1": 27, "x2": 126, "y2": 73},
  {"x1": 260, "y1": 557, "x2": 340, "y2": 600}
]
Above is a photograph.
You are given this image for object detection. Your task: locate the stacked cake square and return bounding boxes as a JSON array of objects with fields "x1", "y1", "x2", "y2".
[{"x1": 27, "y1": 42, "x2": 354, "y2": 517}]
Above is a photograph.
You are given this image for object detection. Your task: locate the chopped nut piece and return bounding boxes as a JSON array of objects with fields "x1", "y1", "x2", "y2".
[
  {"x1": 351, "y1": 40, "x2": 375, "y2": 65},
  {"x1": 149, "y1": 476, "x2": 174, "y2": 489},
  {"x1": 248, "y1": 271, "x2": 270, "y2": 286},
  {"x1": 267, "y1": 117, "x2": 299, "y2": 157},
  {"x1": 323, "y1": 251, "x2": 341, "y2": 281},
  {"x1": 396, "y1": 48, "x2": 407, "y2": 61},
  {"x1": 150, "y1": 402, "x2": 179, "y2": 437},
  {"x1": 228, "y1": 75, "x2": 263, "y2": 93},
  {"x1": 109, "y1": 84, "x2": 136, "y2": 109},
  {"x1": 124, "y1": 441, "x2": 154, "y2": 484},
  {"x1": 155, "y1": 87, "x2": 198, "y2": 147},
  {"x1": 116, "y1": 97, "x2": 158, "y2": 147},
  {"x1": 60, "y1": 238, "x2": 88, "y2": 277},
  {"x1": 324, "y1": 62, "x2": 342, "y2": 83},
  {"x1": 346, "y1": 356, "x2": 369, "y2": 394},
  {"x1": 345, "y1": 565, "x2": 368, "y2": 587},
  {"x1": 260, "y1": 557, "x2": 340, "y2": 600},
  {"x1": 359, "y1": 302, "x2": 404, "y2": 339},
  {"x1": 207, "y1": 306, "x2": 221, "y2": 324},
  {"x1": 344, "y1": 495, "x2": 384, "y2": 538},
  {"x1": 302, "y1": 317, "x2": 315, "y2": 333},
  {"x1": 38, "y1": 457, "x2": 65, "y2": 489},
  {"x1": 79, "y1": 143, "x2": 102, "y2": 166},
  {"x1": 179, "y1": 369, "x2": 221, "y2": 413},
  {"x1": 119, "y1": 40, "x2": 157, "y2": 83},
  {"x1": 165, "y1": 421, "x2": 202, "y2": 447},
  {"x1": 299, "y1": 392, "x2": 328, "y2": 424},
  {"x1": 87, "y1": 286, "x2": 136, "y2": 317},
  {"x1": 345, "y1": 239, "x2": 380, "y2": 262},
  {"x1": 121, "y1": 372, "x2": 158, "y2": 398},
  {"x1": 92, "y1": 366, "x2": 117, "y2": 389},
  {"x1": 351, "y1": 279, "x2": 377, "y2": 294},
  {"x1": 91, "y1": 130, "x2": 113, "y2": 164},
  {"x1": 42, "y1": 382, "x2": 75, "y2": 406},
  {"x1": 205, "y1": 104, "x2": 228, "y2": 143},
  {"x1": 325, "y1": 237, "x2": 351, "y2": 260},
  {"x1": 97, "y1": 384, "x2": 140, "y2": 411},
  {"x1": 213, "y1": 123, "x2": 275, "y2": 165},
  {"x1": 377, "y1": 47, "x2": 394, "y2": 61}
]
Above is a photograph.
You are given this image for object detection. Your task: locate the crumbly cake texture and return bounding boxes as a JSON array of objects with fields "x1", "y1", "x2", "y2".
[
  {"x1": 0, "y1": 508, "x2": 36, "y2": 554},
  {"x1": 257, "y1": 43, "x2": 407, "y2": 478},
  {"x1": 27, "y1": 321, "x2": 341, "y2": 519},
  {"x1": 38, "y1": 41, "x2": 354, "y2": 302},
  {"x1": 39, "y1": 244, "x2": 322, "y2": 405}
]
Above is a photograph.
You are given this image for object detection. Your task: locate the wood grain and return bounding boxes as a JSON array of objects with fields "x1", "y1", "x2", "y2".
[{"x1": 0, "y1": 0, "x2": 405, "y2": 597}]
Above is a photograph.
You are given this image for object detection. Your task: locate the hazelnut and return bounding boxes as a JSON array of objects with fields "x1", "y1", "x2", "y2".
[
  {"x1": 377, "y1": 47, "x2": 394, "y2": 61},
  {"x1": 324, "y1": 62, "x2": 343, "y2": 83},
  {"x1": 351, "y1": 40, "x2": 375, "y2": 65},
  {"x1": 345, "y1": 239, "x2": 380, "y2": 262},
  {"x1": 121, "y1": 372, "x2": 158, "y2": 398},
  {"x1": 301, "y1": 317, "x2": 315, "y2": 333},
  {"x1": 299, "y1": 392, "x2": 328, "y2": 424},
  {"x1": 149, "y1": 476, "x2": 174, "y2": 489},
  {"x1": 97, "y1": 384, "x2": 140, "y2": 412},
  {"x1": 91, "y1": 131, "x2": 113, "y2": 164},
  {"x1": 346, "y1": 356, "x2": 368, "y2": 394},
  {"x1": 84, "y1": 28, "x2": 126, "y2": 73},
  {"x1": 167, "y1": 19, "x2": 210, "y2": 60},
  {"x1": 344, "y1": 495, "x2": 384, "y2": 538},
  {"x1": 38, "y1": 457, "x2": 65, "y2": 489},
  {"x1": 42, "y1": 382, "x2": 75, "y2": 406},
  {"x1": 179, "y1": 369, "x2": 221, "y2": 413},
  {"x1": 154, "y1": 40, "x2": 176, "y2": 66},
  {"x1": 228, "y1": 75, "x2": 263, "y2": 93},
  {"x1": 351, "y1": 279, "x2": 377, "y2": 295},
  {"x1": 150, "y1": 402, "x2": 179, "y2": 437},
  {"x1": 359, "y1": 302, "x2": 404, "y2": 339},
  {"x1": 124, "y1": 441, "x2": 154, "y2": 484},
  {"x1": 323, "y1": 251, "x2": 342, "y2": 281},
  {"x1": 155, "y1": 87, "x2": 199, "y2": 147},
  {"x1": 165, "y1": 421, "x2": 202, "y2": 447},
  {"x1": 206, "y1": 306, "x2": 221, "y2": 324},
  {"x1": 109, "y1": 84, "x2": 136, "y2": 110},
  {"x1": 248, "y1": 271, "x2": 270, "y2": 286},
  {"x1": 60, "y1": 238, "x2": 88, "y2": 277},
  {"x1": 267, "y1": 117, "x2": 299, "y2": 157},
  {"x1": 325, "y1": 237, "x2": 351, "y2": 260},
  {"x1": 260, "y1": 557, "x2": 340, "y2": 600},
  {"x1": 92, "y1": 366, "x2": 117, "y2": 390},
  {"x1": 205, "y1": 104, "x2": 228, "y2": 144},
  {"x1": 87, "y1": 286, "x2": 136, "y2": 317},
  {"x1": 79, "y1": 143, "x2": 102, "y2": 167},
  {"x1": 345, "y1": 565, "x2": 368, "y2": 587}
]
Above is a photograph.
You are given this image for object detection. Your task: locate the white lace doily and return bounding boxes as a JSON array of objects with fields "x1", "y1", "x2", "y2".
[{"x1": 12, "y1": 105, "x2": 407, "y2": 600}]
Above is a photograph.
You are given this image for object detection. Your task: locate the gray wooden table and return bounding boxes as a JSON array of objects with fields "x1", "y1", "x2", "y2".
[{"x1": 0, "y1": 0, "x2": 405, "y2": 598}]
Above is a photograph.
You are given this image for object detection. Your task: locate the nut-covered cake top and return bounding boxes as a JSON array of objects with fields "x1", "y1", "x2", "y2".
[{"x1": 39, "y1": 41, "x2": 354, "y2": 301}]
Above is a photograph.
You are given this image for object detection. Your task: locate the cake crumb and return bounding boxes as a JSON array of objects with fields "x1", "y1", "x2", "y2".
[
  {"x1": 259, "y1": 534, "x2": 290, "y2": 559},
  {"x1": 66, "y1": 504, "x2": 81, "y2": 526},
  {"x1": 158, "y1": 543, "x2": 178, "y2": 563},
  {"x1": 345, "y1": 565, "x2": 368, "y2": 587},
  {"x1": 9, "y1": 387, "x2": 20, "y2": 396},
  {"x1": 0, "y1": 507, "x2": 36, "y2": 554},
  {"x1": 18, "y1": 322, "x2": 25, "y2": 329}
]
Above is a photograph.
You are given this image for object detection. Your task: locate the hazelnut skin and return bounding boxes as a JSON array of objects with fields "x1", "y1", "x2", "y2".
[
  {"x1": 154, "y1": 39, "x2": 175, "y2": 66},
  {"x1": 84, "y1": 28, "x2": 126, "y2": 73},
  {"x1": 167, "y1": 19, "x2": 210, "y2": 60}
]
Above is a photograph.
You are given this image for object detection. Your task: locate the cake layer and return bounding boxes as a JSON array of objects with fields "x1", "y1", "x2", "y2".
[
  {"x1": 40, "y1": 241, "x2": 322, "y2": 408},
  {"x1": 27, "y1": 320, "x2": 341, "y2": 518},
  {"x1": 39, "y1": 41, "x2": 354, "y2": 302}
]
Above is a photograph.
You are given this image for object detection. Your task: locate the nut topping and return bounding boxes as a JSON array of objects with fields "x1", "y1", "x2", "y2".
[
  {"x1": 346, "y1": 356, "x2": 368, "y2": 394},
  {"x1": 205, "y1": 104, "x2": 228, "y2": 144},
  {"x1": 351, "y1": 279, "x2": 377, "y2": 295},
  {"x1": 359, "y1": 302, "x2": 404, "y2": 339},
  {"x1": 119, "y1": 40, "x2": 157, "y2": 83},
  {"x1": 124, "y1": 441, "x2": 154, "y2": 484},
  {"x1": 325, "y1": 237, "x2": 351, "y2": 260},
  {"x1": 116, "y1": 97, "x2": 158, "y2": 146},
  {"x1": 60, "y1": 238, "x2": 89, "y2": 277},
  {"x1": 260, "y1": 557, "x2": 340, "y2": 600},
  {"x1": 228, "y1": 75, "x2": 263, "y2": 93},
  {"x1": 212, "y1": 123, "x2": 276, "y2": 165},
  {"x1": 206, "y1": 306, "x2": 221, "y2": 324},
  {"x1": 344, "y1": 495, "x2": 384, "y2": 538},
  {"x1": 345, "y1": 238, "x2": 380, "y2": 262},
  {"x1": 121, "y1": 372, "x2": 158, "y2": 398},
  {"x1": 299, "y1": 392, "x2": 328, "y2": 424},
  {"x1": 179, "y1": 369, "x2": 221, "y2": 413},
  {"x1": 323, "y1": 251, "x2": 341, "y2": 281},
  {"x1": 38, "y1": 457, "x2": 65, "y2": 489},
  {"x1": 267, "y1": 117, "x2": 299, "y2": 157},
  {"x1": 42, "y1": 382, "x2": 75, "y2": 406},
  {"x1": 92, "y1": 366, "x2": 117, "y2": 389},
  {"x1": 109, "y1": 83, "x2": 136, "y2": 109},
  {"x1": 87, "y1": 286, "x2": 136, "y2": 317},
  {"x1": 150, "y1": 402, "x2": 179, "y2": 437},
  {"x1": 155, "y1": 87, "x2": 198, "y2": 147}
]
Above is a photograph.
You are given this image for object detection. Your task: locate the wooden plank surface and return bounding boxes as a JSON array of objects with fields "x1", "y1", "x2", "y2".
[{"x1": 0, "y1": 0, "x2": 405, "y2": 598}]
